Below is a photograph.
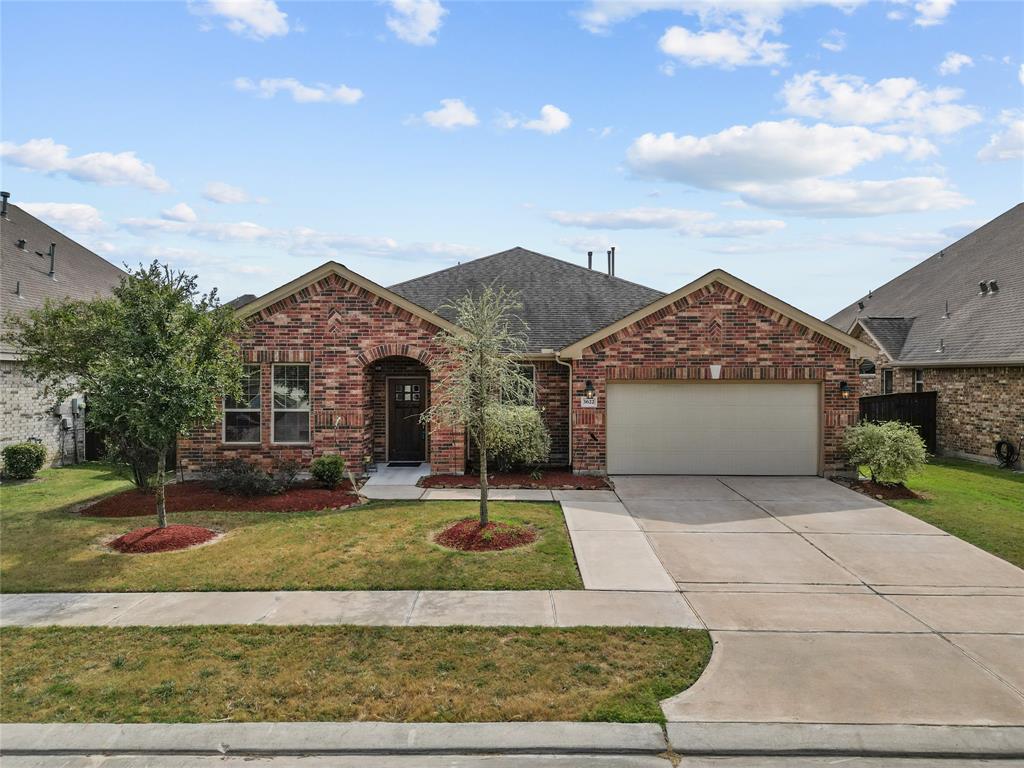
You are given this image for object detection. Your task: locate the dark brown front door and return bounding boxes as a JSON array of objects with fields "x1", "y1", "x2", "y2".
[{"x1": 388, "y1": 378, "x2": 426, "y2": 462}]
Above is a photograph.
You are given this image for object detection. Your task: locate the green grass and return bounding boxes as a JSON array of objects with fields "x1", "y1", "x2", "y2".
[
  {"x1": 885, "y1": 458, "x2": 1024, "y2": 569},
  {"x1": 0, "y1": 626, "x2": 710, "y2": 723},
  {"x1": 0, "y1": 463, "x2": 582, "y2": 592}
]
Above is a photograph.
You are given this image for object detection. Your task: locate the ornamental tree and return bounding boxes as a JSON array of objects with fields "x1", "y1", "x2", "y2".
[
  {"x1": 6, "y1": 262, "x2": 242, "y2": 527},
  {"x1": 423, "y1": 285, "x2": 536, "y2": 526}
]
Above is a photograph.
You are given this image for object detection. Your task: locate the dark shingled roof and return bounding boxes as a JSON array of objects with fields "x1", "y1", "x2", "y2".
[
  {"x1": 226, "y1": 293, "x2": 257, "y2": 310},
  {"x1": 827, "y1": 204, "x2": 1024, "y2": 364},
  {"x1": 1, "y1": 202, "x2": 125, "y2": 356},
  {"x1": 389, "y1": 247, "x2": 665, "y2": 352}
]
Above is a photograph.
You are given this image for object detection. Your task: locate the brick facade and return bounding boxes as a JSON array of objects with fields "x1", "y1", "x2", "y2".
[
  {"x1": 0, "y1": 360, "x2": 86, "y2": 467},
  {"x1": 568, "y1": 281, "x2": 860, "y2": 476},
  {"x1": 178, "y1": 273, "x2": 465, "y2": 475},
  {"x1": 533, "y1": 360, "x2": 570, "y2": 466}
]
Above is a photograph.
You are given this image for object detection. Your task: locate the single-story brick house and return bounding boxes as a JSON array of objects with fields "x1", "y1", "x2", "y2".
[
  {"x1": 0, "y1": 193, "x2": 125, "y2": 465},
  {"x1": 827, "y1": 204, "x2": 1023, "y2": 464},
  {"x1": 179, "y1": 247, "x2": 874, "y2": 477}
]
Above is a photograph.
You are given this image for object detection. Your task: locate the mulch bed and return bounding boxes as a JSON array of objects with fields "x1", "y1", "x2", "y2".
[
  {"x1": 421, "y1": 470, "x2": 610, "y2": 490},
  {"x1": 837, "y1": 478, "x2": 921, "y2": 500},
  {"x1": 109, "y1": 525, "x2": 218, "y2": 554},
  {"x1": 80, "y1": 481, "x2": 360, "y2": 518},
  {"x1": 434, "y1": 519, "x2": 538, "y2": 552}
]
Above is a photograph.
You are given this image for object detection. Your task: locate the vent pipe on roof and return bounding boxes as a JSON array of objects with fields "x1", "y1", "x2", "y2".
[
  {"x1": 16, "y1": 238, "x2": 26, "y2": 249},
  {"x1": 936, "y1": 338, "x2": 945, "y2": 353},
  {"x1": 48, "y1": 243, "x2": 56, "y2": 278},
  {"x1": 611, "y1": 246, "x2": 616, "y2": 277},
  {"x1": 0, "y1": 191, "x2": 9, "y2": 218},
  {"x1": 979, "y1": 281, "x2": 989, "y2": 295},
  {"x1": 857, "y1": 301, "x2": 865, "y2": 311},
  {"x1": 587, "y1": 251, "x2": 593, "y2": 270},
  {"x1": 15, "y1": 280, "x2": 21, "y2": 297},
  {"x1": 942, "y1": 300, "x2": 950, "y2": 319},
  {"x1": 607, "y1": 249, "x2": 612, "y2": 277},
  {"x1": 988, "y1": 279, "x2": 999, "y2": 293}
]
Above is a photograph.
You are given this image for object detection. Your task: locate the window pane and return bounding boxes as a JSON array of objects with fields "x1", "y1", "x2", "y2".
[
  {"x1": 226, "y1": 365, "x2": 261, "y2": 409},
  {"x1": 225, "y1": 411, "x2": 260, "y2": 443},
  {"x1": 273, "y1": 365, "x2": 310, "y2": 409},
  {"x1": 274, "y1": 411, "x2": 310, "y2": 443}
]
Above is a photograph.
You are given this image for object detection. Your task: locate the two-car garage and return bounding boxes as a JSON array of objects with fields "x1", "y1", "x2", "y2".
[{"x1": 606, "y1": 381, "x2": 822, "y2": 476}]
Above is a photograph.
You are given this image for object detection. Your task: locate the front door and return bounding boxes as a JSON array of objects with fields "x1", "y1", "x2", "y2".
[{"x1": 388, "y1": 377, "x2": 427, "y2": 462}]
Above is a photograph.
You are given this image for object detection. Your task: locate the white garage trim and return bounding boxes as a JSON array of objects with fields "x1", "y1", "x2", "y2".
[{"x1": 607, "y1": 381, "x2": 823, "y2": 476}]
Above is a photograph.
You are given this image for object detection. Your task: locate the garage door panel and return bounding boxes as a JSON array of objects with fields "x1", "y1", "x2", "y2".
[{"x1": 607, "y1": 382, "x2": 820, "y2": 475}]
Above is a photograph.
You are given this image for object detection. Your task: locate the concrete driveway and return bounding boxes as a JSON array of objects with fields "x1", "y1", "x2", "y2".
[{"x1": 611, "y1": 475, "x2": 1024, "y2": 736}]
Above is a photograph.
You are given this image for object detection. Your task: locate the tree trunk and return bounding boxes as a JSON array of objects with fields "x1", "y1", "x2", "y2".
[
  {"x1": 155, "y1": 448, "x2": 168, "y2": 529},
  {"x1": 479, "y1": 438, "x2": 489, "y2": 527}
]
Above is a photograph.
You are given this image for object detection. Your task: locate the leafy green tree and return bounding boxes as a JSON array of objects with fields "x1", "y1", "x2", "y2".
[
  {"x1": 6, "y1": 262, "x2": 242, "y2": 527},
  {"x1": 844, "y1": 420, "x2": 928, "y2": 485},
  {"x1": 423, "y1": 286, "x2": 536, "y2": 526}
]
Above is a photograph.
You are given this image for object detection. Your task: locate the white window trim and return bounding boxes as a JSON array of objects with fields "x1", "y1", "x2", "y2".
[
  {"x1": 914, "y1": 369, "x2": 925, "y2": 393},
  {"x1": 882, "y1": 368, "x2": 894, "y2": 395},
  {"x1": 223, "y1": 364, "x2": 262, "y2": 445},
  {"x1": 271, "y1": 363, "x2": 312, "y2": 445}
]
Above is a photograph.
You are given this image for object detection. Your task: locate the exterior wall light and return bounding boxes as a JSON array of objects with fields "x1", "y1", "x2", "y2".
[
  {"x1": 839, "y1": 381, "x2": 851, "y2": 399},
  {"x1": 583, "y1": 380, "x2": 595, "y2": 398}
]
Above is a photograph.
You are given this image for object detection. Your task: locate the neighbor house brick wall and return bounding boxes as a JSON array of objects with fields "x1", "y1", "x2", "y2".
[
  {"x1": 569, "y1": 281, "x2": 859, "y2": 475},
  {"x1": 0, "y1": 360, "x2": 86, "y2": 467},
  {"x1": 178, "y1": 273, "x2": 465, "y2": 475}
]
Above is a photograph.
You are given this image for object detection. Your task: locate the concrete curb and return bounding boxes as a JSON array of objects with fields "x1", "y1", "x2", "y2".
[
  {"x1": 0, "y1": 722, "x2": 669, "y2": 756},
  {"x1": 665, "y1": 722, "x2": 1024, "y2": 757}
]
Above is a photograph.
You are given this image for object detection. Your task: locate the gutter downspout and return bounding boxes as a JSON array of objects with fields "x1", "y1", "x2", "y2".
[{"x1": 554, "y1": 352, "x2": 573, "y2": 470}]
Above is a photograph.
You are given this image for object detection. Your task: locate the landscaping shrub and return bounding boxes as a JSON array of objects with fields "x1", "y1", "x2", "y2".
[
  {"x1": 207, "y1": 459, "x2": 282, "y2": 496},
  {"x1": 310, "y1": 454, "x2": 346, "y2": 489},
  {"x1": 1, "y1": 442, "x2": 48, "y2": 480},
  {"x1": 484, "y1": 404, "x2": 551, "y2": 472},
  {"x1": 844, "y1": 420, "x2": 928, "y2": 485}
]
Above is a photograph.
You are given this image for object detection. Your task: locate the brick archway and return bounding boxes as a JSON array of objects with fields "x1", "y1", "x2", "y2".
[{"x1": 356, "y1": 343, "x2": 435, "y2": 370}]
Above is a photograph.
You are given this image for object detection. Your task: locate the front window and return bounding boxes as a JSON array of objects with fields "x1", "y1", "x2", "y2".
[
  {"x1": 914, "y1": 369, "x2": 925, "y2": 393},
  {"x1": 272, "y1": 364, "x2": 311, "y2": 443},
  {"x1": 882, "y1": 368, "x2": 894, "y2": 394},
  {"x1": 224, "y1": 365, "x2": 261, "y2": 443},
  {"x1": 859, "y1": 359, "x2": 876, "y2": 376}
]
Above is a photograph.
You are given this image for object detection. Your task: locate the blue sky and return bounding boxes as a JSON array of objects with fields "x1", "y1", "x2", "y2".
[{"x1": 2, "y1": 0, "x2": 1022, "y2": 319}]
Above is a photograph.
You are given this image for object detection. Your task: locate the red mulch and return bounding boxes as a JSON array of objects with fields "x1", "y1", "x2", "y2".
[
  {"x1": 109, "y1": 524, "x2": 218, "y2": 554},
  {"x1": 434, "y1": 519, "x2": 538, "y2": 551},
  {"x1": 421, "y1": 470, "x2": 610, "y2": 490},
  {"x1": 840, "y1": 478, "x2": 921, "y2": 500},
  {"x1": 80, "y1": 481, "x2": 360, "y2": 518}
]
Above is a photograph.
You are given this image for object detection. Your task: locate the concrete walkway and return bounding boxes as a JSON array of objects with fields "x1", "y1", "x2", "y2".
[{"x1": 0, "y1": 589, "x2": 701, "y2": 628}]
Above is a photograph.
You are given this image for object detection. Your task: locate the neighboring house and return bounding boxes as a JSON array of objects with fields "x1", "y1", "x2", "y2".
[
  {"x1": 827, "y1": 204, "x2": 1024, "y2": 464},
  {"x1": 181, "y1": 247, "x2": 872, "y2": 477},
  {"x1": 0, "y1": 193, "x2": 125, "y2": 465}
]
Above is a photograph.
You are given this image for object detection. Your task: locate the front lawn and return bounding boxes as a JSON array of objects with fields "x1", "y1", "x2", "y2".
[
  {"x1": 0, "y1": 463, "x2": 582, "y2": 592},
  {"x1": 0, "y1": 626, "x2": 710, "y2": 723},
  {"x1": 885, "y1": 458, "x2": 1024, "y2": 569}
]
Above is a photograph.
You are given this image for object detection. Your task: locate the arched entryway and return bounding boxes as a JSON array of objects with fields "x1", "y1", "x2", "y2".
[{"x1": 365, "y1": 355, "x2": 431, "y2": 464}]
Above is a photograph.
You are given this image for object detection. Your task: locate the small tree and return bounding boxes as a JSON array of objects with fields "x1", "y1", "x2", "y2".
[
  {"x1": 6, "y1": 262, "x2": 242, "y2": 527},
  {"x1": 844, "y1": 420, "x2": 928, "y2": 485},
  {"x1": 423, "y1": 285, "x2": 535, "y2": 526}
]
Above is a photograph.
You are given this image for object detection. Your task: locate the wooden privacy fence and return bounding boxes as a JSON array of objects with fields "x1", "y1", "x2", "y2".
[{"x1": 859, "y1": 391, "x2": 937, "y2": 454}]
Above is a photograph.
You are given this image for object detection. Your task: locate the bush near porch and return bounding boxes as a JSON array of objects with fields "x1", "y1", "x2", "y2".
[{"x1": 0, "y1": 463, "x2": 582, "y2": 592}]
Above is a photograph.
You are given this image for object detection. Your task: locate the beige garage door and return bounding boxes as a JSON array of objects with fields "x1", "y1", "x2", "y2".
[{"x1": 607, "y1": 382, "x2": 821, "y2": 475}]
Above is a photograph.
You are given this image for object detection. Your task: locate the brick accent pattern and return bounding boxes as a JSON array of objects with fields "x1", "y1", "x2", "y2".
[
  {"x1": 570, "y1": 282, "x2": 859, "y2": 475},
  {"x1": 178, "y1": 273, "x2": 465, "y2": 475}
]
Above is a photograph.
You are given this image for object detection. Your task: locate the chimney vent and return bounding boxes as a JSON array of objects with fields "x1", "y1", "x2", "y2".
[
  {"x1": 606, "y1": 249, "x2": 612, "y2": 277},
  {"x1": 48, "y1": 243, "x2": 56, "y2": 278},
  {"x1": 857, "y1": 301, "x2": 864, "y2": 311},
  {"x1": 988, "y1": 279, "x2": 999, "y2": 293},
  {"x1": 16, "y1": 238, "x2": 26, "y2": 249},
  {"x1": 0, "y1": 191, "x2": 9, "y2": 217},
  {"x1": 979, "y1": 281, "x2": 989, "y2": 295},
  {"x1": 587, "y1": 251, "x2": 593, "y2": 270},
  {"x1": 15, "y1": 280, "x2": 21, "y2": 297},
  {"x1": 610, "y1": 246, "x2": 616, "y2": 277},
  {"x1": 936, "y1": 337, "x2": 945, "y2": 353},
  {"x1": 942, "y1": 300, "x2": 950, "y2": 319}
]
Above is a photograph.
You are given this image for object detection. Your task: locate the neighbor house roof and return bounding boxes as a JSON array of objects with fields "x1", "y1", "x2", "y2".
[
  {"x1": 388, "y1": 246, "x2": 665, "y2": 352},
  {"x1": 1, "y1": 201, "x2": 125, "y2": 357},
  {"x1": 826, "y1": 203, "x2": 1024, "y2": 366}
]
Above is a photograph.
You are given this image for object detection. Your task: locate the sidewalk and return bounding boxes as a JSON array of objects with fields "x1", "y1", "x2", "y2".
[{"x1": 0, "y1": 589, "x2": 702, "y2": 628}]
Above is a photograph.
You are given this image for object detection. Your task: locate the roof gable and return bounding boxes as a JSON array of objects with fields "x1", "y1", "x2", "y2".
[
  {"x1": 389, "y1": 247, "x2": 664, "y2": 352},
  {"x1": 559, "y1": 269, "x2": 875, "y2": 359}
]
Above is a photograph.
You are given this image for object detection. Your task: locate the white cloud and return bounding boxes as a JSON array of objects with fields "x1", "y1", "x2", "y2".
[
  {"x1": 780, "y1": 71, "x2": 982, "y2": 135},
  {"x1": 912, "y1": 0, "x2": 955, "y2": 26},
  {"x1": 886, "y1": 9, "x2": 904, "y2": 20},
  {"x1": 385, "y1": 0, "x2": 446, "y2": 45},
  {"x1": 421, "y1": 99, "x2": 478, "y2": 129},
  {"x1": 659, "y1": 25, "x2": 786, "y2": 68},
  {"x1": 1019, "y1": 63, "x2": 1024, "y2": 86},
  {"x1": 977, "y1": 111, "x2": 1024, "y2": 162},
  {"x1": 0, "y1": 138, "x2": 170, "y2": 192},
  {"x1": 501, "y1": 105, "x2": 572, "y2": 134},
  {"x1": 19, "y1": 202, "x2": 106, "y2": 233},
  {"x1": 203, "y1": 181, "x2": 264, "y2": 204},
  {"x1": 189, "y1": 0, "x2": 289, "y2": 40},
  {"x1": 627, "y1": 120, "x2": 931, "y2": 186},
  {"x1": 820, "y1": 29, "x2": 846, "y2": 52},
  {"x1": 161, "y1": 203, "x2": 198, "y2": 223},
  {"x1": 938, "y1": 51, "x2": 972, "y2": 75},
  {"x1": 548, "y1": 207, "x2": 786, "y2": 238},
  {"x1": 234, "y1": 77, "x2": 363, "y2": 104}
]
